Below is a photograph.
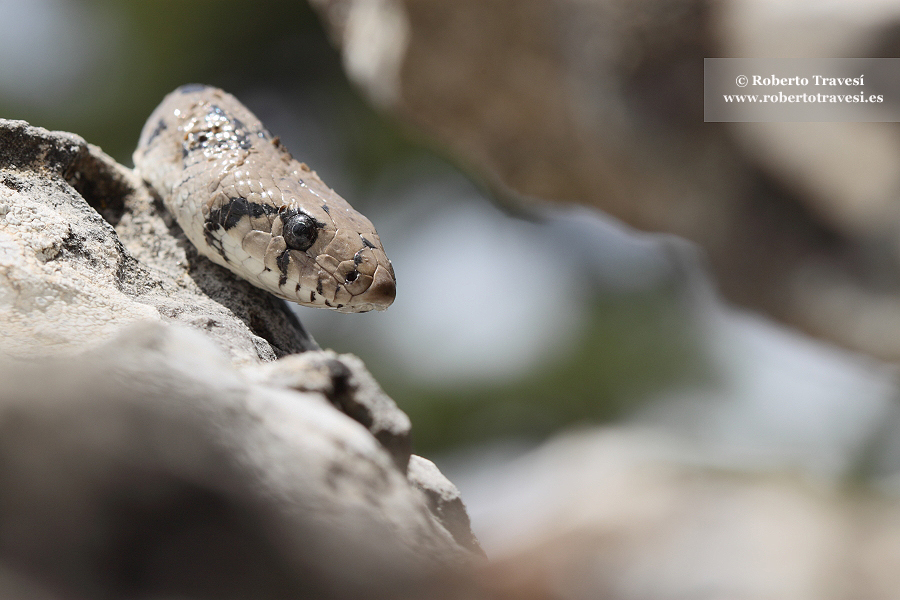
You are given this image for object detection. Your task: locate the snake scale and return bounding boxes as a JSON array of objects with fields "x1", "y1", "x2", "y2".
[{"x1": 133, "y1": 84, "x2": 396, "y2": 313}]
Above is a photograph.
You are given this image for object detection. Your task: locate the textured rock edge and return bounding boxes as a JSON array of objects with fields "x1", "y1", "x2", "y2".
[{"x1": 0, "y1": 117, "x2": 483, "y2": 594}]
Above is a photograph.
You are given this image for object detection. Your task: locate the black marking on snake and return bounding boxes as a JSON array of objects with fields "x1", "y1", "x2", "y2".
[
  {"x1": 208, "y1": 198, "x2": 278, "y2": 231},
  {"x1": 203, "y1": 198, "x2": 277, "y2": 260},
  {"x1": 182, "y1": 105, "x2": 254, "y2": 157},
  {"x1": 309, "y1": 290, "x2": 315, "y2": 302},
  {"x1": 360, "y1": 236, "x2": 376, "y2": 249},
  {"x1": 231, "y1": 117, "x2": 254, "y2": 148},
  {"x1": 353, "y1": 250, "x2": 364, "y2": 266},
  {"x1": 211, "y1": 106, "x2": 253, "y2": 150},
  {"x1": 324, "y1": 300, "x2": 332, "y2": 307},
  {"x1": 316, "y1": 280, "x2": 324, "y2": 296},
  {"x1": 276, "y1": 249, "x2": 291, "y2": 286},
  {"x1": 146, "y1": 118, "x2": 167, "y2": 146},
  {"x1": 177, "y1": 83, "x2": 208, "y2": 94},
  {"x1": 321, "y1": 204, "x2": 330, "y2": 214},
  {"x1": 202, "y1": 226, "x2": 228, "y2": 260}
]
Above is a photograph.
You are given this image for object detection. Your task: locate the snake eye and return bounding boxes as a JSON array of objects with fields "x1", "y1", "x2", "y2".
[{"x1": 282, "y1": 212, "x2": 318, "y2": 251}]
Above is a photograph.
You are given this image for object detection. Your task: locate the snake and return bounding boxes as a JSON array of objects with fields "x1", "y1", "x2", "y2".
[{"x1": 133, "y1": 84, "x2": 396, "y2": 313}]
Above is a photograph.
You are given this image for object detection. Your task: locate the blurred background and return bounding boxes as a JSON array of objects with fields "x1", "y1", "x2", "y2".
[{"x1": 7, "y1": 0, "x2": 900, "y2": 595}]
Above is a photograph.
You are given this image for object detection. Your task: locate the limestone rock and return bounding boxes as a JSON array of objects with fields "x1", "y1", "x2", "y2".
[
  {"x1": 0, "y1": 117, "x2": 482, "y2": 597},
  {"x1": 0, "y1": 322, "x2": 471, "y2": 599},
  {"x1": 0, "y1": 118, "x2": 316, "y2": 365},
  {"x1": 249, "y1": 350, "x2": 413, "y2": 471},
  {"x1": 408, "y1": 455, "x2": 484, "y2": 557}
]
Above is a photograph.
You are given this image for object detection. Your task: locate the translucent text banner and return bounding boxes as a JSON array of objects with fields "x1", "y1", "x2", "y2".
[{"x1": 704, "y1": 58, "x2": 900, "y2": 122}]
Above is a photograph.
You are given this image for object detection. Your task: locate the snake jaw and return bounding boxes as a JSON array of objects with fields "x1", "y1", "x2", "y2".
[{"x1": 134, "y1": 85, "x2": 397, "y2": 313}]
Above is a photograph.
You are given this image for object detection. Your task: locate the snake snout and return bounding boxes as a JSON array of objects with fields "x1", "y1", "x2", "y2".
[
  {"x1": 363, "y1": 264, "x2": 396, "y2": 310},
  {"x1": 340, "y1": 264, "x2": 395, "y2": 312}
]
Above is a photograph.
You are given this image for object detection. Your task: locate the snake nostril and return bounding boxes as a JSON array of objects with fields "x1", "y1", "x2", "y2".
[{"x1": 345, "y1": 270, "x2": 358, "y2": 283}]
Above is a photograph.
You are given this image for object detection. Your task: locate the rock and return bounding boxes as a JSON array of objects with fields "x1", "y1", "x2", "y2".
[
  {"x1": 0, "y1": 120, "x2": 157, "y2": 357},
  {"x1": 408, "y1": 455, "x2": 484, "y2": 557},
  {"x1": 0, "y1": 117, "x2": 482, "y2": 597},
  {"x1": 0, "y1": 322, "x2": 471, "y2": 598},
  {"x1": 249, "y1": 350, "x2": 413, "y2": 471},
  {"x1": 0, "y1": 118, "x2": 316, "y2": 365},
  {"x1": 307, "y1": 0, "x2": 900, "y2": 363},
  {"x1": 0, "y1": 564, "x2": 57, "y2": 600},
  {"x1": 465, "y1": 427, "x2": 900, "y2": 600}
]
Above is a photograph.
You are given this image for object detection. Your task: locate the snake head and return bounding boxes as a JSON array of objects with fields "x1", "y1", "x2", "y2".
[
  {"x1": 264, "y1": 171, "x2": 397, "y2": 313},
  {"x1": 136, "y1": 84, "x2": 396, "y2": 313},
  {"x1": 203, "y1": 162, "x2": 397, "y2": 313}
]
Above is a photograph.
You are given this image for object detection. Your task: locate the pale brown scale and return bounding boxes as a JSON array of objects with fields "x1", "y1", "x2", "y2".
[
  {"x1": 345, "y1": 273, "x2": 374, "y2": 296},
  {"x1": 242, "y1": 230, "x2": 271, "y2": 258},
  {"x1": 264, "y1": 237, "x2": 287, "y2": 271},
  {"x1": 354, "y1": 248, "x2": 378, "y2": 277}
]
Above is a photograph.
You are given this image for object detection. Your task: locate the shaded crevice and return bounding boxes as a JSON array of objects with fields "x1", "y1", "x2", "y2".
[
  {"x1": 181, "y1": 239, "x2": 319, "y2": 357},
  {"x1": 63, "y1": 146, "x2": 133, "y2": 227}
]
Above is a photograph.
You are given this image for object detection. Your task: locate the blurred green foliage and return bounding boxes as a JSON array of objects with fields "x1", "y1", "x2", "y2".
[{"x1": 384, "y1": 286, "x2": 708, "y2": 455}]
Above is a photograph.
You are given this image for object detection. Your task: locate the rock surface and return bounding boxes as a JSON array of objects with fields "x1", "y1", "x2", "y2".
[
  {"x1": 408, "y1": 455, "x2": 485, "y2": 557},
  {"x1": 250, "y1": 350, "x2": 414, "y2": 472},
  {"x1": 0, "y1": 118, "x2": 480, "y2": 598},
  {"x1": 0, "y1": 119, "x2": 316, "y2": 364}
]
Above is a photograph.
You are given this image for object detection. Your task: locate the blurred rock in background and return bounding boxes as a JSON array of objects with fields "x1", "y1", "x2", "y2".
[
  {"x1": 312, "y1": 0, "x2": 900, "y2": 362},
  {"x1": 462, "y1": 427, "x2": 900, "y2": 600}
]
